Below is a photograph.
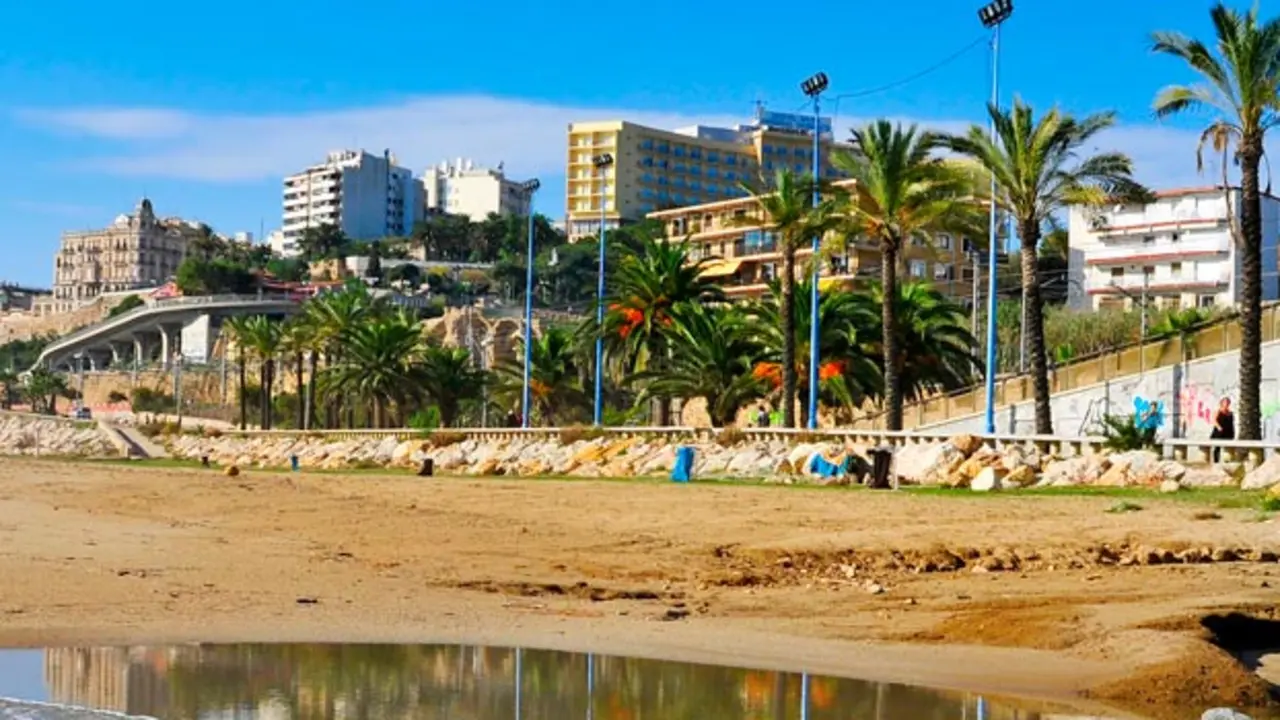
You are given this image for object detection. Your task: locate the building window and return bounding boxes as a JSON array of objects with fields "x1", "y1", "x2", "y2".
[
  {"x1": 1111, "y1": 267, "x2": 1124, "y2": 279},
  {"x1": 910, "y1": 260, "x2": 928, "y2": 278},
  {"x1": 1198, "y1": 294, "x2": 1217, "y2": 308},
  {"x1": 1142, "y1": 235, "x2": 1155, "y2": 244},
  {"x1": 707, "y1": 152, "x2": 719, "y2": 163},
  {"x1": 1171, "y1": 232, "x2": 1180, "y2": 242},
  {"x1": 1170, "y1": 262, "x2": 1182, "y2": 279},
  {"x1": 938, "y1": 234, "x2": 953, "y2": 250}
]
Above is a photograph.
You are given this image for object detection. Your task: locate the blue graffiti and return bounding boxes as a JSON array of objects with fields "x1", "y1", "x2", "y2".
[{"x1": 1134, "y1": 396, "x2": 1165, "y2": 430}]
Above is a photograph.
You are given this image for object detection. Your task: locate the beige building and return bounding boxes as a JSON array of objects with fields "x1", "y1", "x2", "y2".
[
  {"x1": 422, "y1": 158, "x2": 532, "y2": 222},
  {"x1": 646, "y1": 180, "x2": 977, "y2": 301},
  {"x1": 51, "y1": 198, "x2": 203, "y2": 313},
  {"x1": 566, "y1": 110, "x2": 851, "y2": 239}
]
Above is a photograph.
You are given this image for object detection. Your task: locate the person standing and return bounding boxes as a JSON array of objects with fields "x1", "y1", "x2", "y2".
[{"x1": 1210, "y1": 397, "x2": 1235, "y2": 463}]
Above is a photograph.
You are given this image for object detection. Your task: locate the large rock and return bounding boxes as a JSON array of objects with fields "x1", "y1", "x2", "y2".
[
  {"x1": 1039, "y1": 456, "x2": 1110, "y2": 487},
  {"x1": 1004, "y1": 464, "x2": 1036, "y2": 488},
  {"x1": 1095, "y1": 450, "x2": 1161, "y2": 487},
  {"x1": 971, "y1": 466, "x2": 1007, "y2": 492},
  {"x1": 1242, "y1": 456, "x2": 1280, "y2": 490},
  {"x1": 949, "y1": 434, "x2": 984, "y2": 458},
  {"x1": 895, "y1": 442, "x2": 964, "y2": 485},
  {"x1": 1201, "y1": 710, "x2": 1254, "y2": 720}
]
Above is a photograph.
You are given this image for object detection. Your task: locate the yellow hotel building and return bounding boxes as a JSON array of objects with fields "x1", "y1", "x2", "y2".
[
  {"x1": 644, "y1": 180, "x2": 979, "y2": 302},
  {"x1": 565, "y1": 110, "x2": 851, "y2": 239}
]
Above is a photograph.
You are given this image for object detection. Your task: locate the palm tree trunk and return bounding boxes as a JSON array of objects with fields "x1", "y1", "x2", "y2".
[
  {"x1": 881, "y1": 246, "x2": 903, "y2": 431},
  {"x1": 1019, "y1": 220, "x2": 1053, "y2": 435},
  {"x1": 295, "y1": 352, "x2": 305, "y2": 429},
  {"x1": 781, "y1": 247, "x2": 798, "y2": 428},
  {"x1": 1239, "y1": 141, "x2": 1264, "y2": 441},
  {"x1": 238, "y1": 347, "x2": 247, "y2": 431},
  {"x1": 305, "y1": 351, "x2": 317, "y2": 430}
]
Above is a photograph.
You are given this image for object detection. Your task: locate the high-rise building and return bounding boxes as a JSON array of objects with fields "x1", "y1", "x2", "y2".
[
  {"x1": 565, "y1": 108, "x2": 850, "y2": 238},
  {"x1": 51, "y1": 198, "x2": 204, "y2": 313},
  {"x1": 646, "y1": 180, "x2": 976, "y2": 302},
  {"x1": 1066, "y1": 186, "x2": 1280, "y2": 311},
  {"x1": 281, "y1": 149, "x2": 423, "y2": 243},
  {"x1": 422, "y1": 158, "x2": 532, "y2": 222}
]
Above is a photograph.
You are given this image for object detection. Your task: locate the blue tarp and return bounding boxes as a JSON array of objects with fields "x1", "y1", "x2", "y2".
[
  {"x1": 807, "y1": 453, "x2": 842, "y2": 478},
  {"x1": 671, "y1": 446, "x2": 695, "y2": 483}
]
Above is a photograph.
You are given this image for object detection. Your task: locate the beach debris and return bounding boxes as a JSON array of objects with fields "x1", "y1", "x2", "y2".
[
  {"x1": 295, "y1": 596, "x2": 319, "y2": 605},
  {"x1": 1201, "y1": 710, "x2": 1253, "y2": 720},
  {"x1": 223, "y1": 465, "x2": 240, "y2": 477}
]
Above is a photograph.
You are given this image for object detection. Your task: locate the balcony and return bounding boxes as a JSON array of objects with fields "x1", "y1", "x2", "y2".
[{"x1": 733, "y1": 236, "x2": 779, "y2": 257}]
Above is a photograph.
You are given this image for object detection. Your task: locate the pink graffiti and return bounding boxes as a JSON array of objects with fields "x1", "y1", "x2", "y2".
[{"x1": 1179, "y1": 385, "x2": 1216, "y2": 427}]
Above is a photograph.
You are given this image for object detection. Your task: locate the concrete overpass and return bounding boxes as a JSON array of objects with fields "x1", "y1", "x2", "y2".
[{"x1": 33, "y1": 294, "x2": 301, "y2": 372}]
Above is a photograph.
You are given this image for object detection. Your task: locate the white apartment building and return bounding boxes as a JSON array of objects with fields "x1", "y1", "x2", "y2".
[
  {"x1": 422, "y1": 158, "x2": 532, "y2": 222},
  {"x1": 265, "y1": 229, "x2": 297, "y2": 258},
  {"x1": 1067, "y1": 186, "x2": 1280, "y2": 312},
  {"x1": 281, "y1": 150, "x2": 424, "y2": 243}
]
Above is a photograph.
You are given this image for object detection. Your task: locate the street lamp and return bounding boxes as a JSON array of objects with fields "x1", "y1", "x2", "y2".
[
  {"x1": 801, "y1": 71, "x2": 828, "y2": 430},
  {"x1": 519, "y1": 178, "x2": 541, "y2": 429},
  {"x1": 591, "y1": 153, "x2": 614, "y2": 427},
  {"x1": 978, "y1": 0, "x2": 1013, "y2": 435}
]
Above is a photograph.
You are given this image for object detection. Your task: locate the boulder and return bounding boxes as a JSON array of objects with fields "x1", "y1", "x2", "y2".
[
  {"x1": 971, "y1": 466, "x2": 1007, "y2": 492},
  {"x1": 391, "y1": 440, "x2": 419, "y2": 465},
  {"x1": 1159, "y1": 479, "x2": 1181, "y2": 494},
  {"x1": 1004, "y1": 464, "x2": 1036, "y2": 488},
  {"x1": 1039, "y1": 456, "x2": 1110, "y2": 487},
  {"x1": 1242, "y1": 456, "x2": 1280, "y2": 490},
  {"x1": 949, "y1": 434, "x2": 984, "y2": 458},
  {"x1": 1180, "y1": 466, "x2": 1236, "y2": 488},
  {"x1": 1095, "y1": 450, "x2": 1160, "y2": 487},
  {"x1": 571, "y1": 440, "x2": 608, "y2": 466},
  {"x1": 1201, "y1": 710, "x2": 1253, "y2": 720},
  {"x1": 726, "y1": 448, "x2": 764, "y2": 475},
  {"x1": 895, "y1": 442, "x2": 964, "y2": 485}
]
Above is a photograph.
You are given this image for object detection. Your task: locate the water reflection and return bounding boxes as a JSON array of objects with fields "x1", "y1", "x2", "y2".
[{"x1": 36, "y1": 644, "x2": 1101, "y2": 719}]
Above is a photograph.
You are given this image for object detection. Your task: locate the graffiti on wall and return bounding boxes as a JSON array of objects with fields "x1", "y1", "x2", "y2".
[{"x1": 1134, "y1": 396, "x2": 1165, "y2": 430}]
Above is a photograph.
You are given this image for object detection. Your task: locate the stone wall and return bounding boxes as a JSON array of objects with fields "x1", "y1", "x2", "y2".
[{"x1": 0, "y1": 412, "x2": 118, "y2": 457}]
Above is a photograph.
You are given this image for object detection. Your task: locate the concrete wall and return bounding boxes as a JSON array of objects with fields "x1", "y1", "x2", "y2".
[{"x1": 920, "y1": 337, "x2": 1280, "y2": 440}]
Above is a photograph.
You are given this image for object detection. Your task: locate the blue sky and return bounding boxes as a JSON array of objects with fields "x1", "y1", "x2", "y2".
[{"x1": 0, "y1": 0, "x2": 1241, "y2": 286}]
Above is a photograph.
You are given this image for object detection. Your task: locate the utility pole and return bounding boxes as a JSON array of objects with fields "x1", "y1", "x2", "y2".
[{"x1": 971, "y1": 251, "x2": 981, "y2": 336}]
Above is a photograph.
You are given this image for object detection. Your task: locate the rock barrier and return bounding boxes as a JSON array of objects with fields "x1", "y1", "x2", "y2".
[{"x1": 0, "y1": 413, "x2": 116, "y2": 457}]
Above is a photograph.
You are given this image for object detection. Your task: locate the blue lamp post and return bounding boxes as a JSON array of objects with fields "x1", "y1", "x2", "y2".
[
  {"x1": 519, "y1": 179, "x2": 541, "y2": 429},
  {"x1": 978, "y1": 0, "x2": 1013, "y2": 435},
  {"x1": 801, "y1": 71, "x2": 829, "y2": 430},
  {"x1": 591, "y1": 153, "x2": 615, "y2": 427}
]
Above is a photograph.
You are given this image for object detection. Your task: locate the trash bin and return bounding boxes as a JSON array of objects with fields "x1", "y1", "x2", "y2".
[
  {"x1": 867, "y1": 447, "x2": 894, "y2": 489},
  {"x1": 671, "y1": 446, "x2": 695, "y2": 483},
  {"x1": 200, "y1": 455, "x2": 210, "y2": 468},
  {"x1": 418, "y1": 458, "x2": 434, "y2": 477},
  {"x1": 290, "y1": 455, "x2": 299, "y2": 472}
]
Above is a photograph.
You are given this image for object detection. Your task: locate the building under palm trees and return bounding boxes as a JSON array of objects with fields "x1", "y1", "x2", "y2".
[
  {"x1": 644, "y1": 181, "x2": 977, "y2": 302},
  {"x1": 1067, "y1": 185, "x2": 1280, "y2": 312}
]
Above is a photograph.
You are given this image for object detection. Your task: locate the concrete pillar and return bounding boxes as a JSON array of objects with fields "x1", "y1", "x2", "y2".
[{"x1": 160, "y1": 327, "x2": 173, "y2": 369}]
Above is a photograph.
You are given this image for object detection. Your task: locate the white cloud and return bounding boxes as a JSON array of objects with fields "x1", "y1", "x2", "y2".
[{"x1": 14, "y1": 94, "x2": 1225, "y2": 191}]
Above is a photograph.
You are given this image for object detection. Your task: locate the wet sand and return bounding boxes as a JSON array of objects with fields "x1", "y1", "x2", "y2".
[{"x1": 0, "y1": 458, "x2": 1275, "y2": 718}]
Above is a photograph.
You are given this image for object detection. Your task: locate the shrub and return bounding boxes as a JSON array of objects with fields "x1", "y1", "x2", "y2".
[
  {"x1": 715, "y1": 428, "x2": 747, "y2": 447},
  {"x1": 1095, "y1": 414, "x2": 1157, "y2": 452},
  {"x1": 137, "y1": 420, "x2": 181, "y2": 437},
  {"x1": 1261, "y1": 496, "x2": 1280, "y2": 513},
  {"x1": 425, "y1": 430, "x2": 467, "y2": 448},
  {"x1": 408, "y1": 407, "x2": 441, "y2": 431},
  {"x1": 106, "y1": 390, "x2": 129, "y2": 404},
  {"x1": 560, "y1": 426, "x2": 607, "y2": 444},
  {"x1": 131, "y1": 387, "x2": 174, "y2": 414}
]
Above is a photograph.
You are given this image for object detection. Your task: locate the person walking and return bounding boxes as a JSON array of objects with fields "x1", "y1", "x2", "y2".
[{"x1": 1210, "y1": 397, "x2": 1235, "y2": 463}]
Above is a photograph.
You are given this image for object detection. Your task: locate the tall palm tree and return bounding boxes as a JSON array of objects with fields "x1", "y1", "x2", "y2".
[
  {"x1": 278, "y1": 318, "x2": 313, "y2": 429},
  {"x1": 303, "y1": 285, "x2": 387, "y2": 428},
  {"x1": 737, "y1": 169, "x2": 841, "y2": 427},
  {"x1": 0, "y1": 369, "x2": 17, "y2": 410},
  {"x1": 417, "y1": 344, "x2": 485, "y2": 428},
  {"x1": 221, "y1": 316, "x2": 252, "y2": 430},
  {"x1": 239, "y1": 315, "x2": 282, "y2": 430},
  {"x1": 602, "y1": 235, "x2": 726, "y2": 425},
  {"x1": 319, "y1": 315, "x2": 423, "y2": 428},
  {"x1": 945, "y1": 99, "x2": 1147, "y2": 434},
  {"x1": 833, "y1": 121, "x2": 983, "y2": 430},
  {"x1": 637, "y1": 303, "x2": 765, "y2": 427},
  {"x1": 851, "y1": 281, "x2": 981, "y2": 404},
  {"x1": 750, "y1": 278, "x2": 881, "y2": 423},
  {"x1": 1151, "y1": 4, "x2": 1280, "y2": 440},
  {"x1": 493, "y1": 327, "x2": 588, "y2": 426}
]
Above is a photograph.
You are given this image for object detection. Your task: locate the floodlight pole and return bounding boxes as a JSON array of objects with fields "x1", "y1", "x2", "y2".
[
  {"x1": 520, "y1": 179, "x2": 540, "y2": 428},
  {"x1": 801, "y1": 71, "x2": 828, "y2": 430},
  {"x1": 591, "y1": 154, "x2": 614, "y2": 427},
  {"x1": 980, "y1": 0, "x2": 1012, "y2": 435}
]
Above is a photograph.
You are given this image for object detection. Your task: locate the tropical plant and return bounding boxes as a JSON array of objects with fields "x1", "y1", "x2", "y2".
[
  {"x1": 24, "y1": 367, "x2": 67, "y2": 415},
  {"x1": 749, "y1": 278, "x2": 880, "y2": 422},
  {"x1": 945, "y1": 98, "x2": 1148, "y2": 434},
  {"x1": 417, "y1": 344, "x2": 485, "y2": 428},
  {"x1": 636, "y1": 303, "x2": 765, "y2": 427},
  {"x1": 107, "y1": 294, "x2": 145, "y2": 318},
  {"x1": 237, "y1": 315, "x2": 282, "y2": 430},
  {"x1": 303, "y1": 284, "x2": 389, "y2": 428},
  {"x1": 1151, "y1": 4, "x2": 1280, "y2": 440},
  {"x1": 832, "y1": 121, "x2": 984, "y2": 430},
  {"x1": 221, "y1": 316, "x2": 252, "y2": 429},
  {"x1": 602, "y1": 236, "x2": 726, "y2": 424},
  {"x1": 318, "y1": 314, "x2": 424, "y2": 428},
  {"x1": 493, "y1": 327, "x2": 588, "y2": 426},
  {"x1": 736, "y1": 169, "x2": 841, "y2": 427},
  {"x1": 851, "y1": 281, "x2": 980, "y2": 404},
  {"x1": 278, "y1": 319, "x2": 313, "y2": 429},
  {"x1": 1096, "y1": 413, "x2": 1158, "y2": 452}
]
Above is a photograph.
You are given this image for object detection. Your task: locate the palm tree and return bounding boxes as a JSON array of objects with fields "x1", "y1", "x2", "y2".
[
  {"x1": 737, "y1": 169, "x2": 841, "y2": 427},
  {"x1": 303, "y1": 285, "x2": 387, "y2": 428},
  {"x1": 319, "y1": 315, "x2": 423, "y2": 428},
  {"x1": 750, "y1": 279, "x2": 881, "y2": 423},
  {"x1": 278, "y1": 319, "x2": 313, "y2": 429},
  {"x1": 1151, "y1": 4, "x2": 1280, "y2": 441},
  {"x1": 833, "y1": 121, "x2": 983, "y2": 430},
  {"x1": 24, "y1": 367, "x2": 67, "y2": 415},
  {"x1": 221, "y1": 316, "x2": 252, "y2": 430},
  {"x1": 417, "y1": 344, "x2": 485, "y2": 428},
  {"x1": 0, "y1": 369, "x2": 17, "y2": 410},
  {"x1": 851, "y1": 281, "x2": 980, "y2": 404},
  {"x1": 239, "y1": 315, "x2": 282, "y2": 429},
  {"x1": 493, "y1": 327, "x2": 588, "y2": 426},
  {"x1": 602, "y1": 235, "x2": 726, "y2": 425},
  {"x1": 945, "y1": 99, "x2": 1147, "y2": 434},
  {"x1": 638, "y1": 303, "x2": 764, "y2": 427}
]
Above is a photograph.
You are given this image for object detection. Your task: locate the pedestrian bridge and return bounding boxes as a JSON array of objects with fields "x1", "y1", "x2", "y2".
[{"x1": 33, "y1": 294, "x2": 301, "y2": 372}]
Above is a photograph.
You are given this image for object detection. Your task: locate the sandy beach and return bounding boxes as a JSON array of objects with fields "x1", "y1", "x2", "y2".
[{"x1": 0, "y1": 458, "x2": 1275, "y2": 718}]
